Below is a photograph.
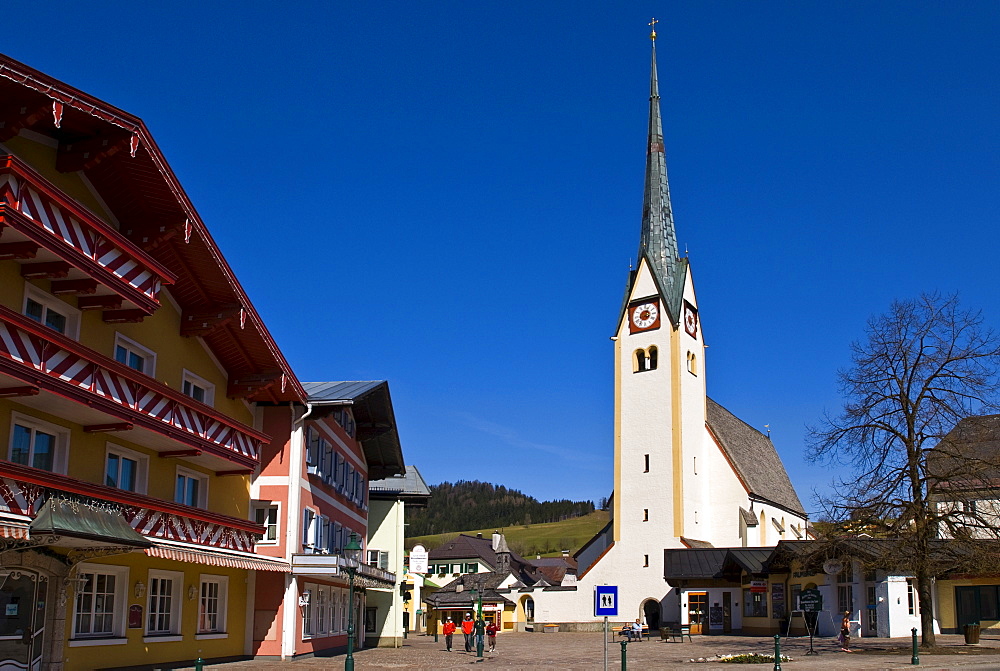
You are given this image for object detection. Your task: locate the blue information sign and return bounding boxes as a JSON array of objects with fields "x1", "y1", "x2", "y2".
[{"x1": 595, "y1": 586, "x2": 618, "y2": 617}]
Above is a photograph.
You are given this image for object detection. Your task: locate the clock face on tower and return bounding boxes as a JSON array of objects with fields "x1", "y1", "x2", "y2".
[
  {"x1": 683, "y1": 300, "x2": 698, "y2": 338},
  {"x1": 629, "y1": 299, "x2": 661, "y2": 334}
]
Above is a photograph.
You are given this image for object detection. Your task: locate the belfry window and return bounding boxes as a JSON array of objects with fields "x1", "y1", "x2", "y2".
[
  {"x1": 647, "y1": 346, "x2": 658, "y2": 370},
  {"x1": 687, "y1": 351, "x2": 698, "y2": 375},
  {"x1": 634, "y1": 349, "x2": 647, "y2": 372}
]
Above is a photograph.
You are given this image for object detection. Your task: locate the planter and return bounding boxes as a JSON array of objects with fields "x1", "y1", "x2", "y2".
[{"x1": 543, "y1": 624, "x2": 560, "y2": 633}]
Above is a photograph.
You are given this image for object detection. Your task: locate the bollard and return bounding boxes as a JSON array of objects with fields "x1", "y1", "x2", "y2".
[
  {"x1": 911, "y1": 627, "x2": 919, "y2": 665},
  {"x1": 404, "y1": 626, "x2": 408, "y2": 640},
  {"x1": 773, "y1": 634, "x2": 782, "y2": 671},
  {"x1": 194, "y1": 658, "x2": 204, "y2": 671},
  {"x1": 434, "y1": 628, "x2": 438, "y2": 643},
  {"x1": 620, "y1": 640, "x2": 628, "y2": 671}
]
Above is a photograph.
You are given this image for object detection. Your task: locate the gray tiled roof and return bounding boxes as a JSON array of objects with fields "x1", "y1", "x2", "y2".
[
  {"x1": 369, "y1": 465, "x2": 431, "y2": 502},
  {"x1": 707, "y1": 398, "x2": 806, "y2": 516}
]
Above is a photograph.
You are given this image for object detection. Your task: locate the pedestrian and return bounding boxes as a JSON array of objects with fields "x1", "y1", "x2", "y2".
[
  {"x1": 474, "y1": 615, "x2": 486, "y2": 653},
  {"x1": 486, "y1": 619, "x2": 499, "y2": 652},
  {"x1": 840, "y1": 611, "x2": 852, "y2": 652},
  {"x1": 442, "y1": 617, "x2": 456, "y2": 652},
  {"x1": 461, "y1": 612, "x2": 475, "y2": 652},
  {"x1": 628, "y1": 618, "x2": 643, "y2": 641}
]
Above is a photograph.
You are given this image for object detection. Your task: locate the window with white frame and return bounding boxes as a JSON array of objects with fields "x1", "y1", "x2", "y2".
[
  {"x1": 181, "y1": 370, "x2": 215, "y2": 406},
  {"x1": 113, "y1": 333, "x2": 156, "y2": 375},
  {"x1": 198, "y1": 575, "x2": 228, "y2": 634},
  {"x1": 72, "y1": 564, "x2": 128, "y2": 639},
  {"x1": 907, "y1": 579, "x2": 920, "y2": 615},
  {"x1": 253, "y1": 503, "x2": 279, "y2": 544},
  {"x1": 302, "y1": 586, "x2": 313, "y2": 637},
  {"x1": 305, "y1": 427, "x2": 320, "y2": 474},
  {"x1": 23, "y1": 283, "x2": 80, "y2": 338},
  {"x1": 146, "y1": 570, "x2": 182, "y2": 636},
  {"x1": 9, "y1": 413, "x2": 68, "y2": 473},
  {"x1": 105, "y1": 444, "x2": 147, "y2": 494},
  {"x1": 315, "y1": 586, "x2": 327, "y2": 635},
  {"x1": 302, "y1": 508, "x2": 317, "y2": 550},
  {"x1": 175, "y1": 467, "x2": 208, "y2": 508}
]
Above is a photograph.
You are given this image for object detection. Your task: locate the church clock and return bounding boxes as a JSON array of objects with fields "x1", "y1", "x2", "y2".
[
  {"x1": 683, "y1": 300, "x2": 698, "y2": 338},
  {"x1": 629, "y1": 299, "x2": 661, "y2": 334}
]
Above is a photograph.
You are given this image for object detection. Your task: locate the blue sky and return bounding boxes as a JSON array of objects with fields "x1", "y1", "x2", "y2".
[{"x1": 4, "y1": 2, "x2": 999, "y2": 516}]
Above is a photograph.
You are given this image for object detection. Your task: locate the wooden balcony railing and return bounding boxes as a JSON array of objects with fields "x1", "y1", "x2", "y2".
[
  {"x1": 0, "y1": 305, "x2": 267, "y2": 468},
  {"x1": 0, "y1": 154, "x2": 176, "y2": 314},
  {"x1": 0, "y1": 460, "x2": 263, "y2": 552}
]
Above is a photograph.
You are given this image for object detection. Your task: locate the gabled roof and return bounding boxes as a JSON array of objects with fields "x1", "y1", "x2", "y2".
[
  {"x1": 707, "y1": 397, "x2": 806, "y2": 516},
  {"x1": 0, "y1": 53, "x2": 304, "y2": 403},
  {"x1": 428, "y1": 534, "x2": 499, "y2": 567},
  {"x1": 304, "y1": 381, "x2": 404, "y2": 480}
]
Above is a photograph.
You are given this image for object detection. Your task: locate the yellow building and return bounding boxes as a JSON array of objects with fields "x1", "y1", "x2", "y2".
[{"x1": 0, "y1": 54, "x2": 301, "y2": 669}]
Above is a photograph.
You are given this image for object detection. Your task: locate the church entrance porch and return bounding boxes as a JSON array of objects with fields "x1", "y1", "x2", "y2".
[{"x1": 642, "y1": 599, "x2": 660, "y2": 631}]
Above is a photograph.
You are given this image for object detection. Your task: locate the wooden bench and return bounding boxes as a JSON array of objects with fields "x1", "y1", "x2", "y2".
[
  {"x1": 660, "y1": 623, "x2": 692, "y2": 642},
  {"x1": 615, "y1": 625, "x2": 650, "y2": 641}
]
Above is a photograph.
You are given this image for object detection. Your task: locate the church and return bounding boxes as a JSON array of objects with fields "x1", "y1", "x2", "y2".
[{"x1": 520, "y1": 24, "x2": 810, "y2": 632}]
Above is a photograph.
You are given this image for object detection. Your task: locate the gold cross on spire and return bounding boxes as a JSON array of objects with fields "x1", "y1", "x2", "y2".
[{"x1": 649, "y1": 17, "x2": 658, "y2": 41}]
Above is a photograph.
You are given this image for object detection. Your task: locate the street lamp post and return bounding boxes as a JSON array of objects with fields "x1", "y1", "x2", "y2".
[
  {"x1": 470, "y1": 586, "x2": 484, "y2": 658},
  {"x1": 344, "y1": 532, "x2": 363, "y2": 671}
]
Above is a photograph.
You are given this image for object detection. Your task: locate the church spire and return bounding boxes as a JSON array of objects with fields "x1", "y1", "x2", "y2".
[{"x1": 636, "y1": 19, "x2": 684, "y2": 323}]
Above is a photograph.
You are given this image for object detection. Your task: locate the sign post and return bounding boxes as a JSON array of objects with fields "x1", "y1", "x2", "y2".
[
  {"x1": 799, "y1": 589, "x2": 823, "y2": 656},
  {"x1": 595, "y1": 586, "x2": 618, "y2": 671}
]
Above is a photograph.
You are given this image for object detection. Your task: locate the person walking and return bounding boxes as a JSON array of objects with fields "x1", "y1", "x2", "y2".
[
  {"x1": 474, "y1": 615, "x2": 486, "y2": 653},
  {"x1": 486, "y1": 620, "x2": 499, "y2": 652},
  {"x1": 840, "y1": 611, "x2": 852, "y2": 652},
  {"x1": 461, "y1": 613, "x2": 475, "y2": 652},
  {"x1": 442, "y1": 617, "x2": 456, "y2": 652}
]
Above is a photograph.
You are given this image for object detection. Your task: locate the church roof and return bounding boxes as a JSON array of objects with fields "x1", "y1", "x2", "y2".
[
  {"x1": 620, "y1": 35, "x2": 685, "y2": 328},
  {"x1": 707, "y1": 398, "x2": 806, "y2": 516}
]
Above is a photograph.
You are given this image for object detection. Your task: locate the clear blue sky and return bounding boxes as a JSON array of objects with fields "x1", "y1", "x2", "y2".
[{"x1": 4, "y1": 2, "x2": 999, "y2": 517}]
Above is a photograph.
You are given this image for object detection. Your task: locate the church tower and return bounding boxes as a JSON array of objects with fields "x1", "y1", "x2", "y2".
[{"x1": 611, "y1": 21, "x2": 708, "y2": 550}]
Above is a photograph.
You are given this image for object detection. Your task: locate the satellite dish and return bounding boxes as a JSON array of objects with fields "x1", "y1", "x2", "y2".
[{"x1": 823, "y1": 559, "x2": 844, "y2": 575}]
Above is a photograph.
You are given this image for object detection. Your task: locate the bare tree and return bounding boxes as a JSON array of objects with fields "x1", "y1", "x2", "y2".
[{"x1": 808, "y1": 293, "x2": 1000, "y2": 646}]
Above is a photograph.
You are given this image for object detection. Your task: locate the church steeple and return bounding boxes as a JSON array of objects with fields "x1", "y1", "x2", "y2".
[{"x1": 635, "y1": 21, "x2": 685, "y2": 324}]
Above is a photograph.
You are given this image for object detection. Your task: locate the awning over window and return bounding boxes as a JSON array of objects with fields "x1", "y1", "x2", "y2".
[
  {"x1": 145, "y1": 544, "x2": 289, "y2": 572},
  {"x1": 28, "y1": 496, "x2": 151, "y2": 548}
]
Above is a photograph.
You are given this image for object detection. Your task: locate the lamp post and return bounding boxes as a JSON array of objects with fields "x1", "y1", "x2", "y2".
[
  {"x1": 470, "y1": 586, "x2": 484, "y2": 658},
  {"x1": 344, "y1": 532, "x2": 363, "y2": 671}
]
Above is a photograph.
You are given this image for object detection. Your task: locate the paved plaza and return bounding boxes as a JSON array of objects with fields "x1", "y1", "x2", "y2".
[{"x1": 178, "y1": 631, "x2": 1000, "y2": 670}]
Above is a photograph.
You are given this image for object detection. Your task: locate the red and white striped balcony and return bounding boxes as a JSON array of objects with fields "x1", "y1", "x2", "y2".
[
  {"x1": 0, "y1": 460, "x2": 266, "y2": 556},
  {"x1": 0, "y1": 305, "x2": 267, "y2": 470},
  {"x1": 0, "y1": 154, "x2": 176, "y2": 318}
]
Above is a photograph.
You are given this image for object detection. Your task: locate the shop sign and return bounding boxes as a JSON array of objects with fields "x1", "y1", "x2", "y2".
[
  {"x1": 410, "y1": 545, "x2": 428, "y2": 574},
  {"x1": 750, "y1": 580, "x2": 768, "y2": 593},
  {"x1": 799, "y1": 589, "x2": 822, "y2": 612}
]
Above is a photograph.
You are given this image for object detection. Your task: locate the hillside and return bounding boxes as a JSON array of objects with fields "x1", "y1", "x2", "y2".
[
  {"x1": 404, "y1": 480, "x2": 596, "y2": 538},
  {"x1": 406, "y1": 510, "x2": 610, "y2": 558}
]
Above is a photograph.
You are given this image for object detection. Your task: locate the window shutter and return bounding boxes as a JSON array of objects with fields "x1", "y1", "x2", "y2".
[{"x1": 380, "y1": 551, "x2": 389, "y2": 570}]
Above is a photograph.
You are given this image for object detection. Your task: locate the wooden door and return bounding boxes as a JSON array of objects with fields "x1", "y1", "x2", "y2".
[{"x1": 688, "y1": 592, "x2": 707, "y2": 635}]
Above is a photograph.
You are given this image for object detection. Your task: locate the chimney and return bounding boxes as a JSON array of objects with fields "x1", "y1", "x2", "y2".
[
  {"x1": 492, "y1": 530, "x2": 501, "y2": 551},
  {"x1": 562, "y1": 549, "x2": 569, "y2": 557},
  {"x1": 477, "y1": 533, "x2": 482, "y2": 539}
]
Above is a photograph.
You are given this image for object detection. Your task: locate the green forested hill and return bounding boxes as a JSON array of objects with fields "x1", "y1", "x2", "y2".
[
  {"x1": 407, "y1": 510, "x2": 610, "y2": 557},
  {"x1": 404, "y1": 480, "x2": 596, "y2": 538}
]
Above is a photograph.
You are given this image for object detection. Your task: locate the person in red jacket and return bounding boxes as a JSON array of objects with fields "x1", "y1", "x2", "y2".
[
  {"x1": 442, "y1": 617, "x2": 456, "y2": 652},
  {"x1": 461, "y1": 613, "x2": 475, "y2": 652},
  {"x1": 485, "y1": 620, "x2": 499, "y2": 652}
]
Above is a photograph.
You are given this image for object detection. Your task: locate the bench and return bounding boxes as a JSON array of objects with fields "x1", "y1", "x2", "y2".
[
  {"x1": 660, "y1": 623, "x2": 692, "y2": 642},
  {"x1": 615, "y1": 625, "x2": 650, "y2": 641}
]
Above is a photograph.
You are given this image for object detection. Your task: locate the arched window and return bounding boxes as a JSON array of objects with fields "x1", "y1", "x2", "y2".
[
  {"x1": 634, "y1": 349, "x2": 647, "y2": 373},
  {"x1": 687, "y1": 351, "x2": 698, "y2": 375},
  {"x1": 647, "y1": 346, "x2": 658, "y2": 370}
]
